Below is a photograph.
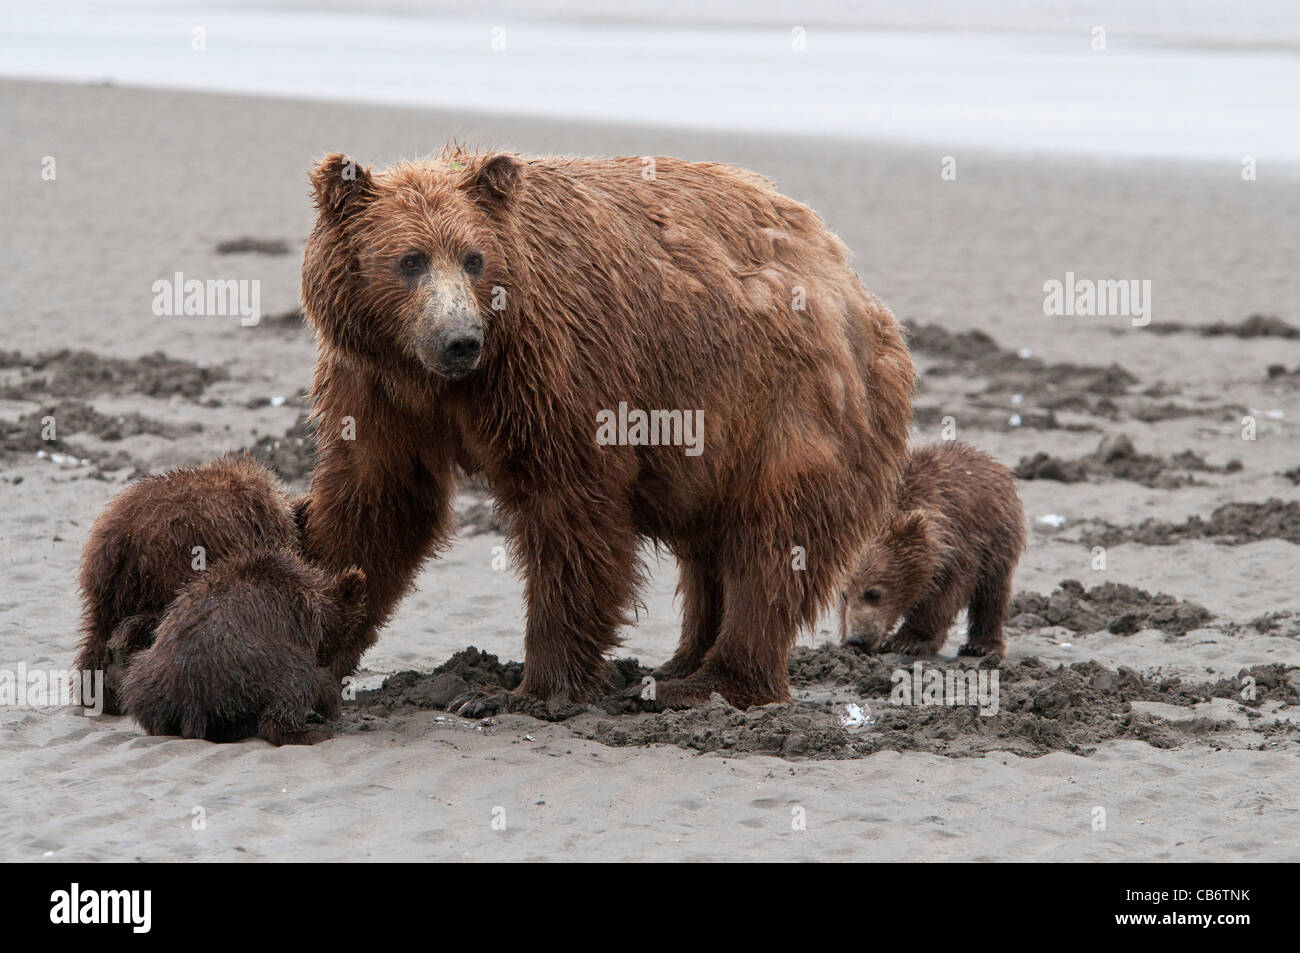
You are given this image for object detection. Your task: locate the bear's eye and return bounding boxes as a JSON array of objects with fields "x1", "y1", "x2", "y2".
[
  {"x1": 463, "y1": 251, "x2": 484, "y2": 276},
  {"x1": 399, "y1": 253, "x2": 424, "y2": 272},
  {"x1": 863, "y1": 589, "x2": 883, "y2": 604}
]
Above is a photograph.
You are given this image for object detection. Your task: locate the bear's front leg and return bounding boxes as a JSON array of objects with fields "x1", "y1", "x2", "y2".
[
  {"x1": 510, "y1": 490, "x2": 642, "y2": 704},
  {"x1": 881, "y1": 591, "x2": 965, "y2": 656},
  {"x1": 305, "y1": 374, "x2": 457, "y2": 633}
]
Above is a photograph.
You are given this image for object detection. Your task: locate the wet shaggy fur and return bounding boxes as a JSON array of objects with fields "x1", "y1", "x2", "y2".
[
  {"x1": 75, "y1": 456, "x2": 300, "y2": 714},
  {"x1": 120, "y1": 550, "x2": 370, "y2": 745},
  {"x1": 300, "y1": 147, "x2": 915, "y2": 709},
  {"x1": 839, "y1": 441, "x2": 1027, "y2": 660}
]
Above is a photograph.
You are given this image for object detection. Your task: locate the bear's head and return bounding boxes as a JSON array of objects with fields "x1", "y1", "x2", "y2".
[
  {"x1": 302, "y1": 151, "x2": 520, "y2": 381},
  {"x1": 838, "y1": 508, "x2": 947, "y2": 651}
]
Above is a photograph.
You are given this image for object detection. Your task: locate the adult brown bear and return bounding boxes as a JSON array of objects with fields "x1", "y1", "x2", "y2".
[{"x1": 300, "y1": 149, "x2": 914, "y2": 709}]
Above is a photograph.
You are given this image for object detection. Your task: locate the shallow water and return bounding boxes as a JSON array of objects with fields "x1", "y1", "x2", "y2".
[{"x1": 3, "y1": 0, "x2": 1300, "y2": 163}]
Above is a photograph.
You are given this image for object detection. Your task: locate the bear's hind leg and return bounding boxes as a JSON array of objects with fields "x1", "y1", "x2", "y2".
[
  {"x1": 655, "y1": 551, "x2": 723, "y2": 680},
  {"x1": 959, "y1": 567, "x2": 1012, "y2": 660},
  {"x1": 645, "y1": 543, "x2": 804, "y2": 709}
]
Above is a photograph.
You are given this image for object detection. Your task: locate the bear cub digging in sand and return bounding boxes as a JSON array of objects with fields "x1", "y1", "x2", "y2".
[
  {"x1": 839, "y1": 441, "x2": 1026, "y2": 660},
  {"x1": 75, "y1": 455, "x2": 302, "y2": 714},
  {"x1": 120, "y1": 550, "x2": 369, "y2": 745},
  {"x1": 75, "y1": 456, "x2": 371, "y2": 733}
]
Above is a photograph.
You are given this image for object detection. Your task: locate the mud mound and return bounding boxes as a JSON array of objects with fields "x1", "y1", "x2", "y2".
[
  {"x1": 905, "y1": 322, "x2": 1002, "y2": 361},
  {"x1": 1015, "y1": 434, "x2": 1240, "y2": 489},
  {"x1": 1082, "y1": 499, "x2": 1300, "y2": 548},
  {"x1": 348, "y1": 645, "x2": 1294, "y2": 760},
  {"x1": 1008, "y1": 579, "x2": 1213, "y2": 636},
  {"x1": 244, "y1": 415, "x2": 316, "y2": 487},
  {"x1": 355, "y1": 647, "x2": 649, "y2": 721},
  {"x1": 0, "y1": 350, "x2": 226, "y2": 400}
]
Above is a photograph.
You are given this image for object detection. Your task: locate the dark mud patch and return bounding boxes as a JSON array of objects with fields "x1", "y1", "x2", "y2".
[
  {"x1": 7, "y1": 400, "x2": 199, "y2": 444},
  {"x1": 215, "y1": 237, "x2": 291, "y2": 256},
  {"x1": 243, "y1": 414, "x2": 316, "y2": 488},
  {"x1": 1015, "y1": 434, "x2": 1241, "y2": 489},
  {"x1": 907, "y1": 322, "x2": 1248, "y2": 429},
  {"x1": 907, "y1": 321, "x2": 1137, "y2": 396},
  {"x1": 1127, "y1": 400, "x2": 1247, "y2": 423},
  {"x1": 0, "y1": 400, "x2": 197, "y2": 475},
  {"x1": 903, "y1": 321, "x2": 1163, "y2": 423},
  {"x1": 1140, "y1": 314, "x2": 1300, "y2": 340},
  {"x1": 1081, "y1": 499, "x2": 1300, "y2": 548},
  {"x1": 0, "y1": 350, "x2": 227, "y2": 400},
  {"x1": 347, "y1": 645, "x2": 1294, "y2": 759},
  {"x1": 1008, "y1": 579, "x2": 1213, "y2": 637},
  {"x1": 1215, "y1": 611, "x2": 1300, "y2": 640}
]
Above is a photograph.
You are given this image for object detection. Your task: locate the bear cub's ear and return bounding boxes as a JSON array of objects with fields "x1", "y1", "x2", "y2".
[
  {"x1": 331, "y1": 566, "x2": 367, "y2": 608},
  {"x1": 330, "y1": 566, "x2": 369, "y2": 631},
  {"x1": 891, "y1": 509, "x2": 937, "y2": 554},
  {"x1": 310, "y1": 153, "x2": 376, "y2": 221},
  {"x1": 461, "y1": 153, "x2": 521, "y2": 211}
]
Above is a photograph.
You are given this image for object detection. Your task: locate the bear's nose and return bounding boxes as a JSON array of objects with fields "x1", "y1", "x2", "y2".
[
  {"x1": 444, "y1": 335, "x2": 482, "y2": 364},
  {"x1": 845, "y1": 634, "x2": 871, "y2": 650}
]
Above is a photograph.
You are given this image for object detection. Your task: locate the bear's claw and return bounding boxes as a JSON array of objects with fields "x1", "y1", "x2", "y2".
[{"x1": 448, "y1": 690, "x2": 509, "y2": 719}]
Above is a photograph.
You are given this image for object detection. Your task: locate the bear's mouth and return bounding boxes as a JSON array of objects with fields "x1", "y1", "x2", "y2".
[{"x1": 430, "y1": 350, "x2": 481, "y2": 380}]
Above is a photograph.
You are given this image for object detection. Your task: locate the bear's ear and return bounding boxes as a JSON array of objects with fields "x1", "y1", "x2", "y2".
[
  {"x1": 461, "y1": 153, "x2": 520, "y2": 211},
  {"x1": 310, "y1": 153, "x2": 376, "y2": 222}
]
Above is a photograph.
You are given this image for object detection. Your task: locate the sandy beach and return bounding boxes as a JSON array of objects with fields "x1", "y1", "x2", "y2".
[{"x1": 0, "y1": 78, "x2": 1296, "y2": 862}]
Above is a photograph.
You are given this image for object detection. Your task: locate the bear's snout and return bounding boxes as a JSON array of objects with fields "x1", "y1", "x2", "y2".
[
  {"x1": 443, "y1": 332, "x2": 482, "y2": 366},
  {"x1": 425, "y1": 324, "x2": 483, "y2": 378},
  {"x1": 412, "y1": 277, "x2": 485, "y2": 379},
  {"x1": 843, "y1": 629, "x2": 886, "y2": 653}
]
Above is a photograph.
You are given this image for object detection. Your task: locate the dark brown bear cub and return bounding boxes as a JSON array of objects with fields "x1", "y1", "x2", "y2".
[
  {"x1": 839, "y1": 441, "x2": 1026, "y2": 660},
  {"x1": 75, "y1": 456, "x2": 300, "y2": 714},
  {"x1": 120, "y1": 550, "x2": 370, "y2": 745}
]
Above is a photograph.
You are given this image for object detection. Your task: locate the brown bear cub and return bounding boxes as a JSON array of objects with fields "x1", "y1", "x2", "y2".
[
  {"x1": 839, "y1": 441, "x2": 1026, "y2": 660},
  {"x1": 75, "y1": 456, "x2": 301, "y2": 714},
  {"x1": 120, "y1": 551, "x2": 369, "y2": 745}
]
